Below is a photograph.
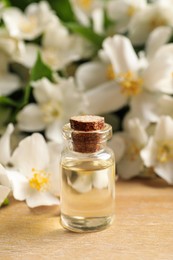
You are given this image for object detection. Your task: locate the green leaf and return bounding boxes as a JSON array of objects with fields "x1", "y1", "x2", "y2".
[
  {"x1": 22, "y1": 83, "x2": 31, "y2": 107},
  {"x1": 10, "y1": 62, "x2": 30, "y2": 83},
  {"x1": 102, "y1": 113, "x2": 120, "y2": 132},
  {"x1": 21, "y1": 52, "x2": 53, "y2": 106},
  {"x1": 0, "y1": 96, "x2": 19, "y2": 107},
  {"x1": 0, "y1": 198, "x2": 9, "y2": 207},
  {"x1": 0, "y1": 105, "x2": 12, "y2": 125},
  {"x1": 65, "y1": 23, "x2": 105, "y2": 48},
  {"x1": 30, "y1": 52, "x2": 53, "y2": 81},
  {"x1": 103, "y1": 9, "x2": 115, "y2": 30},
  {"x1": 1, "y1": 0, "x2": 10, "y2": 6},
  {"x1": 8, "y1": 0, "x2": 38, "y2": 10},
  {"x1": 49, "y1": 0, "x2": 76, "y2": 23},
  {"x1": 9, "y1": 0, "x2": 76, "y2": 22}
]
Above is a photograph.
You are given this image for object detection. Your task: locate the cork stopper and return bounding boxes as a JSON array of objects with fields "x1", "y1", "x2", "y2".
[
  {"x1": 70, "y1": 115, "x2": 105, "y2": 131},
  {"x1": 70, "y1": 115, "x2": 105, "y2": 153}
]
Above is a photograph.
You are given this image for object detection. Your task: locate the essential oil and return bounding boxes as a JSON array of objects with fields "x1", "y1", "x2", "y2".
[{"x1": 60, "y1": 115, "x2": 116, "y2": 232}]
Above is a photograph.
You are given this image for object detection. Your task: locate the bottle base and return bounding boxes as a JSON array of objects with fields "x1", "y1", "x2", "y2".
[{"x1": 60, "y1": 214, "x2": 114, "y2": 233}]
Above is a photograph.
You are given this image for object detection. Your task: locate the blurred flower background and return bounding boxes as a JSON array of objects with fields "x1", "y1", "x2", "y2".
[{"x1": 0, "y1": 0, "x2": 173, "y2": 208}]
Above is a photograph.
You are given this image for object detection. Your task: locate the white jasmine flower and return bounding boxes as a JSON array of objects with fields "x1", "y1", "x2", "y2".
[
  {"x1": 141, "y1": 116, "x2": 173, "y2": 184},
  {"x1": 17, "y1": 77, "x2": 86, "y2": 142},
  {"x1": 123, "y1": 42, "x2": 173, "y2": 127},
  {"x1": 0, "y1": 28, "x2": 24, "y2": 57},
  {"x1": 8, "y1": 133, "x2": 60, "y2": 207},
  {"x1": 77, "y1": 34, "x2": 140, "y2": 114},
  {"x1": 0, "y1": 52, "x2": 21, "y2": 96},
  {"x1": 0, "y1": 123, "x2": 14, "y2": 166},
  {"x1": 122, "y1": 46, "x2": 172, "y2": 126},
  {"x1": 107, "y1": 0, "x2": 147, "y2": 33},
  {"x1": 0, "y1": 164, "x2": 11, "y2": 205},
  {"x1": 70, "y1": 0, "x2": 104, "y2": 27},
  {"x1": 42, "y1": 19, "x2": 92, "y2": 70},
  {"x1": 110, "y1": 118, "x2": 148, "y2": 179},
  {"x1": 78, "y1": 35, "x2": 150, "y2": 115},
  {"x1": 2, "y1": 1, "x2": 56, "y2": 40},
  {"x1": 128, "y1": 3, "x2": 173, "y2": 45},
  {"x1": 82, "y1": 35, "x2": 173, "y2": 124}
]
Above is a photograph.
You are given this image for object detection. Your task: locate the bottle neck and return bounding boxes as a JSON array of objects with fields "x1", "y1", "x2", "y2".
[
  {"x1": 66, "y1": 139, "x2": 108, "y2": 153},
  {"x1": 62, "y1": 123, "x2": 112, "y2": 154}
]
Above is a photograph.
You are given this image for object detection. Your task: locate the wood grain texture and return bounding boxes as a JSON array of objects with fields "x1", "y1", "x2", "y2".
[{"x1": 0, "y1": 178, "x2": 173, "y2": 260}]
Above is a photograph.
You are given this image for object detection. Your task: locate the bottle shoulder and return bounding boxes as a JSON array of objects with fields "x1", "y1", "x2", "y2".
[{"x1": 61, "y1": 147, "x2": 115, "y2": 164}]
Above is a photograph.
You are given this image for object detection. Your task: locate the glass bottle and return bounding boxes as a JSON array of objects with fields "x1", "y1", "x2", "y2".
[{"x1": 60, "y1": 117, "x2": 116, "y2": 232}]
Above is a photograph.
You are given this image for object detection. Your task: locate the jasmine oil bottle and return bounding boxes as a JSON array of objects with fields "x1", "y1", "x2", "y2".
[{"x1": 60, "y1": 115, "x2": 116, "y2": 232}]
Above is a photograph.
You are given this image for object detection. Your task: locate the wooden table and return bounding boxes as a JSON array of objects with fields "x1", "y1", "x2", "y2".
[{"x1": 0, "y1": 178, "x2": 173, "y2": 260}]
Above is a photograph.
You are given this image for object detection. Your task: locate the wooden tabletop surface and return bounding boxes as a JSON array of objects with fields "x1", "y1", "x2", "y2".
[{"x1": 0, "y1": 178, "x2": 173, "y2": 260}]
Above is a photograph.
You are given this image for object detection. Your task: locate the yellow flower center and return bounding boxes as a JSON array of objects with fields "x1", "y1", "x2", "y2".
[
  {"x1": 127, "y1": 143, "x2": 140, "y2": 161},
  {"x1": 127, "y1": 5, "x2": 136, "y2": 17},
  {"x1": 106, "y1": 67, "x2": 142, "y2": 96},
  {"x1": 150, "y1": 17, "x2": 167, "y2": 30},
  {"x1": 76, "y1": 0, "x2": 92, "y2": 10},
  {"x1": 106, "y1": 64, "x2": 115, "y2": 80},
  {"x1": 20, "y1": 16, "x2": 38, "y2": 33},
  {"x1": 29, "y1": 168, "x2": 49, "y2": 191},
  {"x1": 41, "y1": 100, "x2": 62, "y2": 123},
  {"x1": 157, "y1": 141, "x2": 173, "y2": 163},
  {"x1": 119, "y1": 71, "x2": 143, "y2": 97}
]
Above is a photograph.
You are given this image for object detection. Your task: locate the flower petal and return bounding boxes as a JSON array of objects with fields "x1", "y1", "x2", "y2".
[
  {"x1": 108, "y1": 134, "x2": 125, "y2": 162},
  {"x1": 146, "y1": 26, "x2": 172, "y2": 59},
  {"x1": 154, "y1": 116, "x2": 173, "y2": 142},
  {"x1": 47, "y1": 141, "x2": 63, "y2": 196},
  {"x1": 32, "y1": 78, "x2": 62, "y2": 104},
  {"x1": 140, "y1": 137, "x2": 157, "y2": 167},
  {"x1": 117, "y1": 156, "x2": 143, "y2": 180},
  {"x1": 85, "y1": 81, "x2": 128, "y2": 114},
  {"x1": 143, "y1": 44, "x2": 173, "y2": 94},
  {"x1": 107, "y1": 0, "x2": 146, "y2": 33},
  {"x1": 6, "y1": 169, "x2": 29, "y2": 201},
  {"x1": 26, "y1": 191, "x2": 59, "y2": 208},
  {"x1": 155, "y1": 162, "x2": 173, "y2": 184},
  {"x1": 0, "y1": 73, "x2": 21, "y2": 96},
  {"x1": 2, "y1": 7, "x2": 24, "y2": 38},
  {"x1": 157, "y1": 95, "x2": 173, "y2": 118},
  {"x1": 11, "y1": 133, "x2": 50, "y2": 178},
  {"x1": 70, "y1": 3, "x2": 90, "y2": 27},
  {"x1": 92, "y1": 8, "x2": 104, "y2": 35},
  {"x1": 129, "y1": 4, "x2": 173, "y2": 45},
  {"x1": 103, "y1": 35, "x2": 139, "y2": 73},
  {"x1": 0, "y1": 123, "x2": 14, "y2": 165},
  {"x1": 76, "y1": 61, "x2": 108, "y2": 90},
  {"x1": 127, "y1": 118, "x2": 148, "y2": 147},
  {"x1": 45, "y1": 121, "x2": 63, "y2": 143},
  {"x1": 17, "y1": 104, "x2": 45, "y2": 132},
  {"x1": 15, "y1": 43, "x2": 39, "y2": 68},
  {"x1": 0, "y1": 185, "x2": 10, "y2": 205},
  {"x1": 129, "y1": 92, "x2": 162, "y2": 127},
  {"x1": 0, "y1": 164, "x2": 11, "y2": 188}
]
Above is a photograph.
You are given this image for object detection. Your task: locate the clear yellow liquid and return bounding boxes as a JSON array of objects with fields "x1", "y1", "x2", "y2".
[{"x1": 60, "y1": 159, "x2": 116, "y2": 232}]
